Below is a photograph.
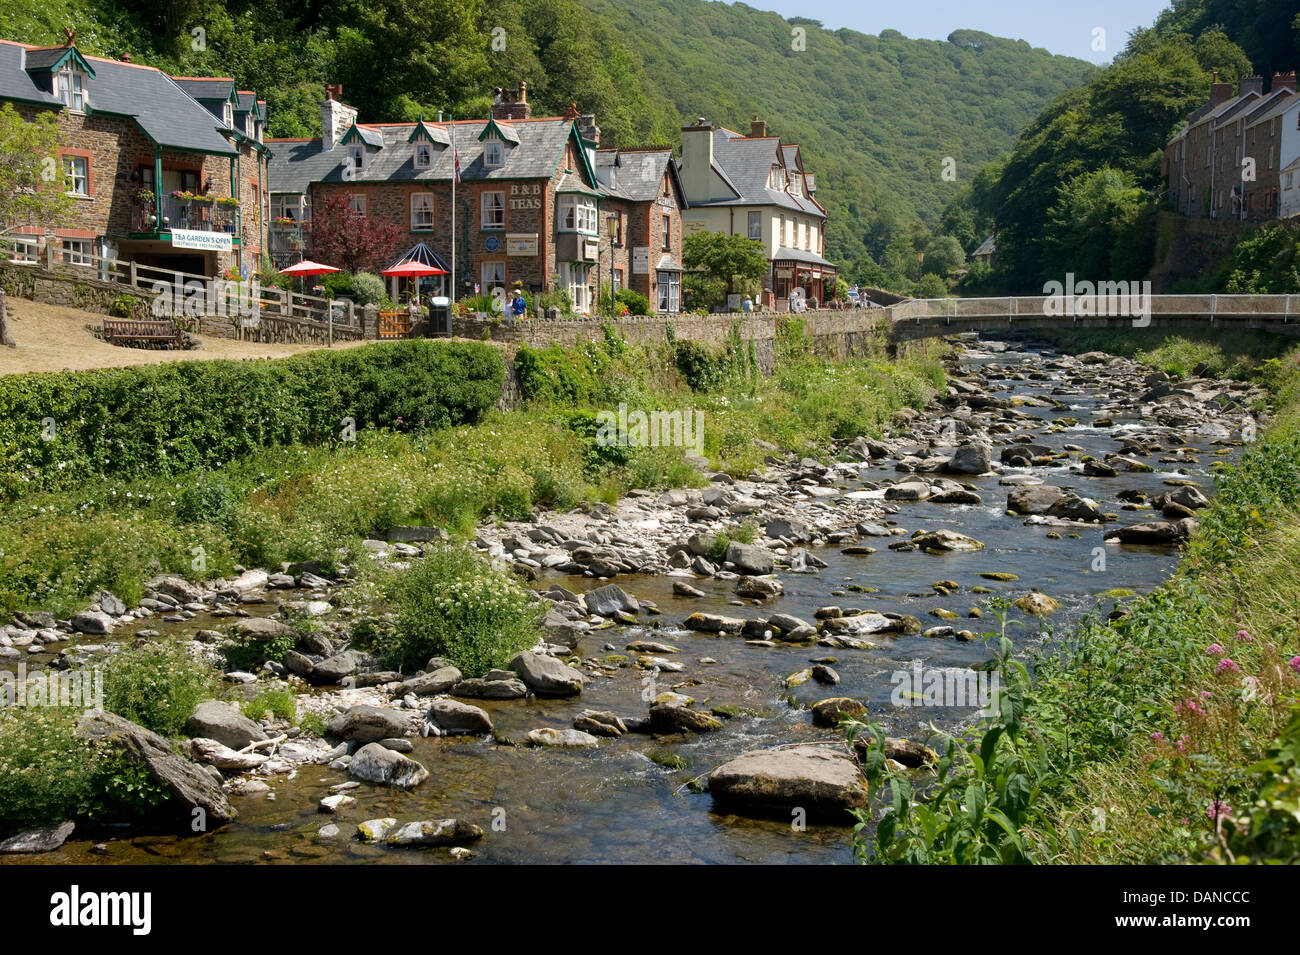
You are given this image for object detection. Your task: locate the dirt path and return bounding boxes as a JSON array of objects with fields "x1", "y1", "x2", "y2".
[{"x1": 0, "y1": 299, "x2": 369, "y2": 376}]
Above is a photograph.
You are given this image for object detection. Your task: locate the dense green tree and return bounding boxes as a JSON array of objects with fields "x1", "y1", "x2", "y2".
[{"x1": 682, "y1": 232, "x2": 769, "y2": 297}]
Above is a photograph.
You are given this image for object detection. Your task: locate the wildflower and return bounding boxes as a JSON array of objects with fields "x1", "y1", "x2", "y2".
[
  {"x1": 1150, "y1": 731, "x2": 1163, "y2": 741},
  {"x1": 1206, "y1": 643, "x2": 1224, "y2": 656},
  {"x1": 1216, "y1": 658, "x2": 1240, "y2": 674},
  {"x1": 1290, "y1": 656, "x2": 1300, "y2": 674},
  {"x1": 1206, "y1": 800, "x2": 1231, "y2": 820},
  {"x1": 1235, "y1": 629, "x2": 1252, "y2": 643}
]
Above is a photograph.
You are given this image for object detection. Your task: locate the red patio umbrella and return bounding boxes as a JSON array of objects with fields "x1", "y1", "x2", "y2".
[
  {"x1": 278, "y1": 259, "x2": 341, "y2": 296},
  {"x1": 382, "y1": 259, "x2": 448, "y2": 305}
]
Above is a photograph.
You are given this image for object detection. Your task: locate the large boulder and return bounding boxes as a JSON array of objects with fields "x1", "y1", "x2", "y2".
[
  {"x1": 1105, "y1": 520, "x2": 1195, "y2": 545},
  {"x1": 724, "y1": 542, "x2": 774, "y2": 575},
  {"x1": 75, "y1": 709, "x2": 235, "y2": 826},
  {"x1": 327, "y1": 705, "x2": 412, "y2": 743},
  {"x1": 397, "y1": 666, "x2": 463, "y2": 697},
  {"x1": 229, "y1": 617, "x2": 296, "y2": 640},
  {"x1": 386, "y1": 819, "x2": 483, "y2": 847},
  {"x1": 649, "y1": 703, "x2": 723, "y2": 734},
  {"x1": 348, "y1": 743, "x2": 429, "y2": 789},
  {"x1": 944, "y1": 441, "x2": 992, "y2": 475},
  {"x1": 526, "y1": 727, "x2": 600, "y2": 748},
  {"x1": 307, "y1": 650, "x2": 361, "y2": 686},
  {"x1": 708, "y1": 746, "x2": 869, "y2": 819},
  {"x1": 426, "y1": 698, "x2": 493, "y2": 735},
  {"x1": 1006, "y1": 484, "x2": 1064, "y2": 515},
  {"x1": 912, "y1": 530, "x2": 985, "y2": 553},
  {"x1": 185, "y1": 700, "x2": 268, "y2": 750},
  {"x1": 1046, "y1": 492, "x2": 1103, "y2": 522},
  {"x1": 584, "y1": 584, "x2": 638, "y2": 618},
  {"x1": 508, "y1": 651, "x2": 586, "y2": 697},
  {"x1": 811, "y1": 697, "x2": 867, "y2": 728},
  {"x1": 0, "y1": 821, "x2": 76, "y2": 854},
  {"x1": 151, "y1": 576, "x2": 204, "y2": 603},
  {"x1": 71, "y1": 611, "x2": 115, "y2": 635}
]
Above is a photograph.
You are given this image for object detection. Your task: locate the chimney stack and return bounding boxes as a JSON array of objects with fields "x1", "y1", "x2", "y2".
[
  {"x1": 577, "y1": 113, "x2": 600, "y2": 146},
  {"x1": 679, "y1": 118, "x2": 715, "y2": 205},
  {"x1": 491, "y1": 81, "x2": 531, "y2": 120},
  {"x1": 1209, "y1": 70, "x2": 1234, "y2": 106},
  {"x1": 750, "y1": 116, "x2": 767, "y2": 138},
  {"x1": 321, "y1": 85, "x2": 358, "y2": 148},
  {"x1": 1273, "y1": 71, "x2": 1297, "y2": 93},
  {"x1": 1238, "y1": 75, "x2": 1263, "y2": 97}
]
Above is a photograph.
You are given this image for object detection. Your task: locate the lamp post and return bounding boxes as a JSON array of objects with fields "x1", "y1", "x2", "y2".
[{"x1": 607, "y1": 213, "x2": 619, "y2": 319}]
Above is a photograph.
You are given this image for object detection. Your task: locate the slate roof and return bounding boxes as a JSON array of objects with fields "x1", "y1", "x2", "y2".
[
  {"x1": 269, "y1": 117, "x2": 586, "y2": 194},
  {"x1": 595, "y1": 148, "x2": 678, "y2": 203},
  {"x1": 0, "y1": 40, "x2": 237, "y2": 155},
  {"x1": 973, "y1": 235, "x2": 996, "y2": 257},
  {"x1": 685, "y1": 127, "x2": 825, "y2": 217},
  {"x1": 1245, "y1": 89, "x2": 1299, "y2": 129},
  {"x1": 772, "y1": 245, "x2": 837, "y2": 268},
  {"x1": 172, "y1": 77, "x2": 235, "y2": 102}
]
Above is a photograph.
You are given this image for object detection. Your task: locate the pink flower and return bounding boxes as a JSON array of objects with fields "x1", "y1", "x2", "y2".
[
  {"x1": 1290, "y1": 656, "x2": 1300, "y2": 674},
  {"x1": 1236, "y1": 629, "x2": 1252, "y2": 643},
  {"x1": 1216, "y1": 658, "x2": 1241, "y2": 674},
  {"x1": 1206, "y1": 643, "x2": 1224, "y2": 656},
  {"x1": 1176, "y1": 735, "x2": 1189, "y2": 752},
  {"x1": 1150, "y1": 731, "x2": 1164, "y2": 741},
  {"x1": 1207, "y1": 800, "x2": 1231, "y2": 820},
  {"x1": 1200, "y1": 690, "x2": 1212, "y2": 699}
]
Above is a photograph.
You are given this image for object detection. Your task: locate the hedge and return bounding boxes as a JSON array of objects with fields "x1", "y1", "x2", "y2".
[{"x1": 0, "y1": 340, "x2": 505, "y2": 498}]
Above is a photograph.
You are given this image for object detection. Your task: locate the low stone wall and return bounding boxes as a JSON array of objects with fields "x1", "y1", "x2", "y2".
[
  {"x1": 0, "y1": 262, "x2": 150, "y2": 319},
  {"x1": 450, "y1": 308, "x2": 890, "y2": 369}
]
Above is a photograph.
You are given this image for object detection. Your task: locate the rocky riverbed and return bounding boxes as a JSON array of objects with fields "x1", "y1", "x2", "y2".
[{"x1": 0, "y1": 335, "x2": 1261, "y2": 864}]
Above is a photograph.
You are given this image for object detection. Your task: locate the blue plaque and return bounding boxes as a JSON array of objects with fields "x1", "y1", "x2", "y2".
[{"x1": 485, "y1": 235, "x2": 501, "y2": 253}]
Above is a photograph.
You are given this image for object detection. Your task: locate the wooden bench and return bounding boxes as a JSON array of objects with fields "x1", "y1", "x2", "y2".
[{"x1": 103, "y1": 318, "x2": 185, "y2": 348}]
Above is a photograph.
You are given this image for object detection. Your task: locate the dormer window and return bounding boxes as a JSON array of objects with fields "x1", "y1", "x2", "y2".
[
  {"x1": 414, "y1": 143, "x2": 432, "y2": 169},
  {"x1": 790, "y1": 175, "x2": 802, "y2": 197},
  {"x1": 770, "y1": 165, "x2": 786, "y2": 190},
  {"x1": 484, "y1": 137, "x2": 504, "y2": 168},
  {"x1": 223, "y1": 102, "x2": 233, "y2": 128},
  {"x1": 348, "y1": 145, "x2": 365, "y2": 174},
  {"x1": 57, "y1": 68, "x2": 86, "y2": 111}
]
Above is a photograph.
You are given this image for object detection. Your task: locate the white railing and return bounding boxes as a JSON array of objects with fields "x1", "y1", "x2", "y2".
[{"x1": 888, "y1": 294, "x2": 1298, "y2": 323}]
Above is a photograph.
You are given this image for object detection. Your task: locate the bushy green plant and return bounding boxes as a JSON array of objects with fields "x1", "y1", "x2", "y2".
[
  {"x1": 349, "y1": 272, "x2": 386, "y2": 306},
  {"x1": 0, "y1": 708, "x2": 103, "y2": 833},
  {"x1": 109, "y1": 294, "x2": 139, "y2": 318},
  {"x1": 102, "y1": 640, "x2": 220, "y2": 737},
  {"x1": 379, "y1": 544, "x2": 544, "y2": 675},
  {"x1": 175, "y1": 472, "x2": 237, "y2": 530},
  {"x1": 242, "y1": 685, "x2": 298, "y2": 722},
  {"x1": 616, "y1": 288, "x2": 650, "y2": 315}
]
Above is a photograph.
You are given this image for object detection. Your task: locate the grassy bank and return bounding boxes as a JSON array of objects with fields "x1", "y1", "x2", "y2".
[
  {"x1": 0, "y1": 319, "x2": 945, "y2": 619},
  {"x1": 852, "y1": 332, "x2": 1300, "y2": 864}
]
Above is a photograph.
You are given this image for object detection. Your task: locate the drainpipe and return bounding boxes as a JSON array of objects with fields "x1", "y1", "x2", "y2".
[
  {"x1": 257, "y1": 150, "x2": 265, "y2": 268},
  {"x1": 153, "y1": 146, "x2": 163, "y2": 233}
]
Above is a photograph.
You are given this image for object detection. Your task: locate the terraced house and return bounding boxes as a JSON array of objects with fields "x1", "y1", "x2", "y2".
[
  {"x1": 0, "y1": 34, "x2": 269, "y2": 278},
  {"x1": 677, "y1": 117, "x2": 834, "y2": 309},
  {"x1": 269, "y1": 85, "x2": 685, "y2": 312},
  {"x1": 1164, "y1": 71, "x2": 1298, "y2": 221}
]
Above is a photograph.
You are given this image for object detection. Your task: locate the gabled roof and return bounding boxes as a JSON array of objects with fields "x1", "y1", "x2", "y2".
[
  {"x1": 1245, "y1": 89, "x2": 1300, "y2": 129},
  {"x1": 0, "y1": 40, "x2": 237, "y2": 155},
  {"x1": 973, "y1": 235, "x2": 996, "y2": 257},
  {"x1": 407, "y1": 119, "x2": 450, "y2": 145},
  {"x1": 684, "y1": 127, "x2": 825, "y2": 216},
  {"x1": 595, "y1": 148, "x2": 684, "y2": 205},
  {"x1": 23, "y1": 45, "x2": 95, "y2": 77},
  {"x1": 478, "y1": 116, "x2": 520, "y2": 144},
  {"x1": 269, "y1": 117, "x2": 593, "y2": 194},
  {"x1": 341, "y1": 124, "x2": 385, "y2": 148}
]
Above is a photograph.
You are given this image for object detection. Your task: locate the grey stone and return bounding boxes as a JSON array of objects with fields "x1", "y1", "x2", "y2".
[
  {"x1": 708, "y1": 745, "x2": 869, "y2": 818},
  {"x1": 396, "y1": 666, "x2": 463, "y2": 697},
  {"x1": 327, "y1": 705, "x2": 411, "y2": 743},
  {"x1": 0, "y1": 821, "x2": 75, "y2": 854},
  {"x1": 185, "y1": 700, "x2": 268, "y2": 750},
  {"x1": 347, "y1": 743, "x2": 428, "y2": 789},
  {"x1": 426, "y1": 698, "x2": 493, "y2": 735},
  {"x1": 508, "y1": 651, "x2": 585, "y2": 697}
]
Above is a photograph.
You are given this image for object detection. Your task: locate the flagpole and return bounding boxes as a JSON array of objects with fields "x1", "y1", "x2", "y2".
[{"x1": 450, "y1": 115, "x2": 456, "y2": 306}]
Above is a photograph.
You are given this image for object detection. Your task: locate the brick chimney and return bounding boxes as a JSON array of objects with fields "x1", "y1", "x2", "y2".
[
  {"x1": 1238, "y1": 75, "x2": 1263, "y2": 97},
  {"x1": 1273, "y1": 71, "x2": 1297, "y2": 93},
  {"x1": 1209, "y1": 71, "x2": 1234, "y2": 106},
  {"x1": 322, "y1": 84, "x2": 357, "y2": 149},
  {"x1": 750, "y1": 116, "x2": 767, "y2": 138},
  {"x1": 491, "y1": 81, "x2": 531, "y2": 121}
]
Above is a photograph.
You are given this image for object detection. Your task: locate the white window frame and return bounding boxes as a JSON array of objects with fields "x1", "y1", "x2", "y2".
[
  {"x1": 61, "y1": 238, "x2": 92, "y2": 266},
  {"x1": 747, "y1": 211, "x2": 762, "y2": 240},
  {"x1": 559, "y1": 262, "x2": 590, "y2": 311},
  {"x1": 410, "y1": 192, "x2": 435, "y2": 231},
  {"x1": 57, "y1": 68, "x2": 86, "y2": 111},
  {"x1": 770, "y1": 165, "x2": 785, "y2": 190},
  {"x1": 348, "y1": 145, "x2": 365, "y2": 174},
  {"x1": 348, "y1": 193, "x2": 366, "y2": 216},
  {"x1": 481, "y1": 190, "x2": 505, "y2": 229},
  {"x1": 64, "y1": 155, "x2": 88, "y2": 196},
  {"x1": 481, "y1": 261, "x2": 505, "y2": 296},
  {"x1": 483, "y1": 138, "x2": 504, "y2": 168},
  {"x1": 557, "y1": 195, "x2": 597, "y2": 234},
  {"x1": 656, "y1": 270, "x2": 680, "y2": 313},
  {"x1": 662, "y1": 214, "x2": 671, "y2": 250},
  {"x1": 414, "y1": 143, "x2": 432, "y2": 169},
  {"x1": 3, "y1": 234, "x2": 38, "y2": 263}
]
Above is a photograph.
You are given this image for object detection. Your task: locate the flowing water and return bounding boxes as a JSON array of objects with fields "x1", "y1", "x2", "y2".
[{"x1": 7, "y1": 338, "x2": 1240, "y2": 865}]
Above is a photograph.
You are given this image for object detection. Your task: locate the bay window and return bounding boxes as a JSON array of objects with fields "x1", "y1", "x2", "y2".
[{"x1": 558, "y1": 195, "x2": 597, "y2": 234}]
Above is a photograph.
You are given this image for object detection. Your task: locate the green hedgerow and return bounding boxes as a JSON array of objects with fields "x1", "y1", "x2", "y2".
[{"x1": 378, "y1": 544, "x2": 544, "y2": 675}]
